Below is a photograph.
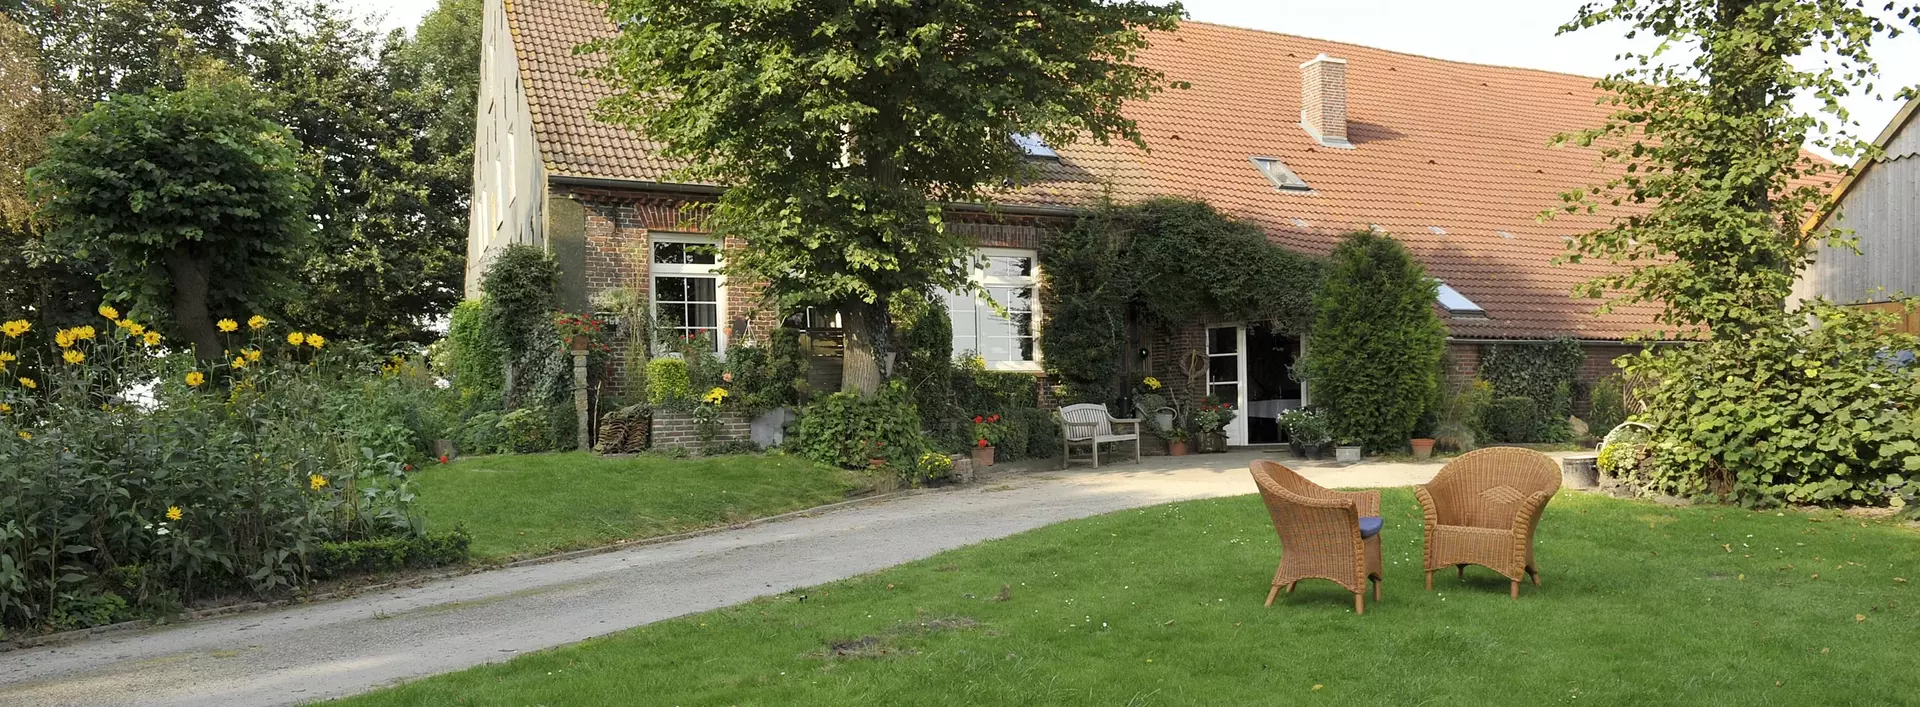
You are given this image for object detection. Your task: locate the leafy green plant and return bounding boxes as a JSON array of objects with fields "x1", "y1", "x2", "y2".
[
  {"x1": 1191, "y1": 396, "x2": 1236, "y2": 436},
  {"x1": 1587, "y1": 374, "x2": 1628, "y2": 438},
  {"x1": 794, "y1": 382, "x2": 925, "y2": 472},
  {"x1": 1283, "y1": 408, "x2": 1331, "y2": 446},
  {"x1": 646, "y1": 357, "x2": 692, "y2": 410},
  {"x1": 1433, "y1": 378, "x2": 1494, "y2": 452},
  {"x1": 1479, "y1": 339, "x2": 1583, "y2": 442},
  {"x1": 496, "y1": 407, "x2": 553, "y2": 453},
  {"x1": 445, "y1": 298, "x2": 503, "y2": 402},
  {"x1": 0, "y1": 310, "x2": 432, "y2": 633},
  {"x1": 1482, "y1": 396, "x2": 1539, "y2": 444},
  {"x1": 725, "y1": 330, "x2": 806, "y2": 412},
  {"x1": 1302, "y1": 231, "x2": 1447, "y2": 453}
]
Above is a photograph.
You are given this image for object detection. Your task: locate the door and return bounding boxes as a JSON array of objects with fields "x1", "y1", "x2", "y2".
[{"x1": 1206, "y1": 325, "x2": 1247, "y2": 446}]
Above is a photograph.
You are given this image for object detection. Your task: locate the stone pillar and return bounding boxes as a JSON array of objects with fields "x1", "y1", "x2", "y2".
[{"x1": 572, "y1": 349, "x2": 590, "y2": 451}]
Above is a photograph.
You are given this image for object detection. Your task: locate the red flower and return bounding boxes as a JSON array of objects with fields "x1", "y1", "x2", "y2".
[
  {"x1": 973, "y1": 415, "x2": 984, "y2": 424},
  {"x1": 438, "y1": 455, "x2": 449, "y2": 464},
  {"x1": 977, "y1": 439, "x2": 989, "y2": 447},
  {"x1": 1221, "y1": 403, "x2": 1231, "y2": 410},
  {"x1": 404, "y1": 464, "x2": 413, "y2": 471},
  {"x1": 989, "y1": 414, "x2": 1000, "y2": 423}
]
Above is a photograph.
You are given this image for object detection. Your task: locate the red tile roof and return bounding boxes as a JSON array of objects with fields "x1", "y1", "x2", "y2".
[{"x1": 504, "y1": 0, "x2": 1682, "y2": 340}]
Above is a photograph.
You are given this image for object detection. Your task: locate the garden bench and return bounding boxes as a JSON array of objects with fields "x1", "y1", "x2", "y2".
[{"x1": 1056, "y1": 403, "x2": 1141, "y2": 469}]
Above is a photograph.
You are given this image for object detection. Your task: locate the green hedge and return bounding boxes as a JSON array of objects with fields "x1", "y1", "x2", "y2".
[
  {"x1": 1479, "y1": 339, "x2": 1583, "y2": 442},
  {"x1": 309, "y1": 528, "x2": 473, "y2": 580},
  {"x1": 1483, "y1": 396, "x2": 1538, "y2": 444}
]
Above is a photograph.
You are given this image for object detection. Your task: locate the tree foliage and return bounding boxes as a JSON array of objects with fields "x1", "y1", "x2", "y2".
[
  {"x1": 592, "y1": 0, "x2": 1183, "y2": 393},
  {"x1": 1039, "y1": 199, "x2": 1321, "y2": 402},
  {"x1": 1302, "y1": 231, "x2": 1446, "y2": 453},
  {"x1": 1559, "y1": 0, "x2": 1920, "y2": 505},
  {"x1": 29, "y1": 74, "x2": 312, "y2": 360}
]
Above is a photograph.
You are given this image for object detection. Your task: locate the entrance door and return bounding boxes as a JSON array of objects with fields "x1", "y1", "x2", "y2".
[
  {"x1": 1205, "y1": 326, "x2": 1246, "y2": 445},
  {"x1": 1207, "y1": 323, "x2": 1305, "y2": 447}
]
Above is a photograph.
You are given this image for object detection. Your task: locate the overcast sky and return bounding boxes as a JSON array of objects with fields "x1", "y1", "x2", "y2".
[{"x1": 355, "y1": 0, "x2": 1920, "y2": 157}]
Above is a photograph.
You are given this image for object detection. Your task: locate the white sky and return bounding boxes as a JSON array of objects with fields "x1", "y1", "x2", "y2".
[{"x1": 356, "y1": 0, "x2": 1920, "y2": 156}]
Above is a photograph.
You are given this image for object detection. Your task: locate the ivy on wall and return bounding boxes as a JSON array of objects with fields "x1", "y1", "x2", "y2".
[
  {"x1": 1039, "y1": 199, "x2": 1322, "y2": 402},
  {"x1": 1478, "y1": 338, "x2": 1584, "y2": 442}
]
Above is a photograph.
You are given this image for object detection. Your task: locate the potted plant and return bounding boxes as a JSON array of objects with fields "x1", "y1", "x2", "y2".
[
  {"x1": 1410, "y1": 437, "x2": 1436, "y2": 459},
  {"x1": 1290, "y1": 409, "x2": 1331, "y2": 459},
  {"x1": 970, "y1": 413, "x2": 1004, "y2": 467},
  {"x1": 1191, "y1": 396, "x2": 1236, "y2": 453},
  {"x1": 1164, "y1": 427, "x2": 1190, "y2": 456},
  {"x1": 1334, "y1": 437, "x2": 1364, "y2": 463},
  {"x1": 1278, "y1": 409, "x2": 1309, "y2": 458}
]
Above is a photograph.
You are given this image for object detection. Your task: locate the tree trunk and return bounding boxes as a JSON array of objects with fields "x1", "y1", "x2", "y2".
[
  {"x1": 840, "y1": 299, "x2": 890, "y2": 396},
  {"x1": 162, "y1": 246, "x2": 221, "y2": 362}
]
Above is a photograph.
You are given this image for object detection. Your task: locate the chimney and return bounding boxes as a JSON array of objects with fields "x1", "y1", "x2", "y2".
[{"x1": 1300, "y1": 54, "x2": 1353, "y2": 149}]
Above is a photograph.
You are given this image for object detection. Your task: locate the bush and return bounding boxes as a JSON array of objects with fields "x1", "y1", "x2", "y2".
[
  {"x1": 1482, "y1": 396, "x2": 1538, "y2": 443},
  {"x1": 1302, "y1": 231, "x2": 1447, "y2": 452},
  {"x1": 308, "y1": 528, "x2": 472, "y2": 580},
  {"x1": 726, "y1": 329, "x2": 807, "y2": 412},
  {"x1": 498, "y1": 406, "x2": 556, "y2": 453},
  {"x1": 1587, "y1": 374, "x2": 1628, "y2": 437},
  {"x1": 0, "y1": 312, "x2": 435, "y2": 633},
  {"x1": 647, "y1": 357, "x2": 692, "y2": 409},
  {"x1": 894, "y1": 294, "x2": 957, "y2": 432},
  {"x1": 446, "y1": 299, "x2": 503, "y2": 402},
  {"x1": 1480, "y1": 339, "x2": 1584, "y2": 442},
  {"x1": 1625, "y1": 302, "x2": 1920, "y2": 505},
  {"x1": 950, "y1": 358, "x2": 1038, "y2": 415},
  {"x1": 1432, "y1": 378, "x2": 1494, "y2": 451},
  {"x1": 793, "y1": 382, "x2": 926, "y2": 473},
  {"x1": 1009, "y1": 408, "x2": 1061, "y2": 460}
]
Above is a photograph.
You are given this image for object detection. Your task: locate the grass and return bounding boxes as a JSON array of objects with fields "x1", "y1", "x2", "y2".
[
  {"x1": 412, "y1": 452, "x2": 866, "y2": 561},
  {"x1": 339, "y1": 490, "x2": 1918, "y2": 705}
]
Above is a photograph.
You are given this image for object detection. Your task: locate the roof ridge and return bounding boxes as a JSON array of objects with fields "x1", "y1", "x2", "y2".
[{"x1": 1171, "y1": 19, "x2": 1608, "y2": 84}]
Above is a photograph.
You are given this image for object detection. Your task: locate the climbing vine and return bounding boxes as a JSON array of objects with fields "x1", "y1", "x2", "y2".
[
  {"x1": 1478, "y1": 338, "x2": 1584, "y2": 442},
  {"x1": 1039, "y1": 199, "x2": 1321, "y2": 401}
]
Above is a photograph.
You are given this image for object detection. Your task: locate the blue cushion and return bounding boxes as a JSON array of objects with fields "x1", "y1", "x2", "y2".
[{"x1": 1358, "y1": 516, "x2": 1383, "y2": 539}]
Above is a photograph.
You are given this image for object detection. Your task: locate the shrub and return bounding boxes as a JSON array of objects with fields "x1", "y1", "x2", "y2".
[
  {"x1": 497, "y1": 407, "x2": 555, "y2": 453},
  {"x1": 647, "y1": 357, "x2": 692, "y2": 409},
  {"x1": 1625, "y1": 302, "x2": 1920, "y2": 505},
  {"x1": 1302, "y1": 232, "x2": 1447, "y2": 452},
  {"x1": 0, "y1": 312, "x2": 435, "y2": 633},
  {"x1": 308, "y1": 528, "x2": 472, "y2": 580},
  {"x1": 794, "y1": 382, "x2": 926, "y2": 472},
  {"x1": 1008, "y1": 408, "x2": 1060, "y2": 460},
  {"x1": 1479, "y1": 339, "x2": 1584, "y2": 442},
  {"x1": 1482, "y1": 396, "x2": 1538, "y2": 443},
  {"x1": 1432, "y1": 378, "x2": 1494, "y2": 451},
  {"x1": 726, "y1": 329, "x2": 807, "y2": 412},
  {"x1": 1587, "y1": 374, "x2": 1628, "y2": 437},
  {"x1": 950, "y1": 358, "x2": 1037, "y2": 415},
  {"x1": 894, "y1": 294, "x2": 957, "y2": 431},
  {"x1": 446, "y1": 299, "x2": 503, "y2": 402}
]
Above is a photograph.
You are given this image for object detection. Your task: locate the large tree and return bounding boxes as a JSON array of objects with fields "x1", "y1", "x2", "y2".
[
  {"x1": 594, "y1": 0, "x2": 1183, "y2": 393},
  {"x1": 29, "y1": 74, "x2": 312, "y2": 360},
  {"x1": 1557, "y1": 1, "x2": 1920, "y2": 504},
  {"x1": 1302, "y1": 232, "x2": 1446, "y2": 453}
]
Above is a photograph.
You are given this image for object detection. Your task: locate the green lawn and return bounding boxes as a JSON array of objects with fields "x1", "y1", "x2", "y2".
[
  {"x1": 413, "y1": 452, "x2": 866, "y2": 561},
  {"x1": 343, "y1": 490, "x2": 1917, "y2": 705}
]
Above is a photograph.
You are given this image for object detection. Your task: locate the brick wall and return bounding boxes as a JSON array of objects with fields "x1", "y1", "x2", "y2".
[{"x1": 650, "y1": 410, "x2": 753, "y2": 451}]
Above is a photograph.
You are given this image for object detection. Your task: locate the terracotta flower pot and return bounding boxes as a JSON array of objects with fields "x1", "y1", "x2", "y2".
[
  {"x1": 970, "y1": 445, "x2": 996, "y2": 468},
  {"x1": 1167, "y1": 440, "x2": 1189, "y2": 456},
  {"x1": 1410, "y1": 438, "x2": 1435, "y2": 460},
  {"x1": 567, "y1": 334, "x2": 590, "y2": 352}
]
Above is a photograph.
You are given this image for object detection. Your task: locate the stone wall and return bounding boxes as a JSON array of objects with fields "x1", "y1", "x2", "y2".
[{"x1": 650, "y1": 410, "x2": 753, "y2": 452}]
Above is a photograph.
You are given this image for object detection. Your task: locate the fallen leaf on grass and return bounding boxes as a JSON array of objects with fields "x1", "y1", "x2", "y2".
[
  {"x1": 1312, "y1": 684, "x2": 1324, "y2": 691},
  {"x1": 1855, "y1": 614, "x2": 1866, "y2": 622}
]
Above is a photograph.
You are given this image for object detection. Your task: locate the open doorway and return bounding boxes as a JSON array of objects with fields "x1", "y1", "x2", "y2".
[{"x1": 1245, "y1": 323, "x2": 1304, "y2": 444}]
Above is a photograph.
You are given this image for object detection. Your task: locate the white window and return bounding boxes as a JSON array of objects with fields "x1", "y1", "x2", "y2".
[
  {"x1": 942, "y1": 248, "x2": 1040, "y2": 371},
  {"x1": 651, "y1": 234, "x2": 726, "y2": 353}
]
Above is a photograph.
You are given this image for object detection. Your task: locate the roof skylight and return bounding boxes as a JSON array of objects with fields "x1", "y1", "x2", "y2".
[
  {"x1": 1249, "y1": 157, "x2": 1310, "y2": 192},
  {"x1": 1435, "y1": 282, "x2": 1487, "y2": 318},
  {"x1": 1013, "y1": 133, "x2": 1059, "y2": 159}
]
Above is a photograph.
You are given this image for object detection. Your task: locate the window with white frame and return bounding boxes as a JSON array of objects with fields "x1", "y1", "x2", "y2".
[
  {"x1": 941, "y1": 248, "x2": 1040, "y2": 370},
  {"x1": 651, "y1": 235, "x2": 725, "y2": 352}
]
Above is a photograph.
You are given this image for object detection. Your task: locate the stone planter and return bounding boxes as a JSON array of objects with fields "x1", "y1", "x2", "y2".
[
  {"x1": 970, "y1": 444, "x2": 996, "y2": 468},
  {"x1": 949, "y1": 454, "x2": 975, "y2": 484},
  {"x1": 1334, "y1": 445, "x2": 1363, "y2": 463},
  {"x1": 1302, "y1": 443, "x2": 1323, "y2": 460},
  {"x1": 1561, "y1": 453, "x2": 1600, "y2": 489},
  {"x1": 1288, "y1": 441, "x2": 1306, "y2": 458},
  {"x1": 1410, "y1": 438, "x2": 1435, "y2": 460},
  {"x1": 750, "y1": 407, "x2": 795, "y2": 449}
]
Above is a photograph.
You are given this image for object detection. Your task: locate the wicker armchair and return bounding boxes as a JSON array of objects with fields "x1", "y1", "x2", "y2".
[
  {"x1": 1249, "y1": 460, "x2": 1383, "y2": 614},
  {"x1": 1415, "y1": 447, "x2": 1561, "y2": 599}
]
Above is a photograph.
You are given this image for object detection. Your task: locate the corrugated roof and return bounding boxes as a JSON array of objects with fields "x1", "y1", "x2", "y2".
[{"x1": 503, "y1": 0, "x2": 1690, "y2": 340}]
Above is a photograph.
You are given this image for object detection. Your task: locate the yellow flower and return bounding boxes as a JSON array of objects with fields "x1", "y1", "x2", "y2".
[
  {"x1": 1, "y1": 319, "x2": 28, "y2": 338},
  {"x1": 231, "y1": 356, "x2": 248, "y2": 369},
  {"x1": 244, "y1": 349, "x2": 262, "y2": 362},
  {"x1": 702, "y1": 386, "x2": 729, "y2": 404},
  {"x1": 166, "y1": 506, "x2": 183, "y2": 521},
  {"x1": 309, "y1": 474, "x2": 328, "y2": 490},
  {"x1": 98, "y1": 304, "x2": 119, "y2": 320},
  {"x1": 63, "y1": 349, "x2": 85, "y2": 365},
  {"x1": 1143, "y1": 376, "x2": 1162, "y2": 390},
  {"x1": 143, "y1": 331, "x2": 163, "y2": 346},
  {"x1": 217, "y1": 319, "x2": 238, "y2": 333},
  {"x1": 287, "y1": 332, "x2": 305, "y2": 346},
  {"x1": 15, "y1": 430, "x2": 28, "y2": 441},
  {"x1": 122, "y1": 321, "x2": 145, "y2": 335},
  {"x1": 18, "y1": 377, "x2": 35, "y2": 389},
  {"x1": 0, "y1": 402, "x2": 11, "y2": 414},
  {"x1": 55, "y1": 330, "x2": 74, "y2": 348},
  {"x1": 306, "y1": 333, "x2": 325, "y2": 349},
  {"x1": 185, "y1": 372, "x2": 206, "y2": 387},
  {"x1": 74, "y1": 325, "x2": 95, "y2": 340},
  {"x1": 248, "y1": 315, "x2": 268, "y2": 330}
]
